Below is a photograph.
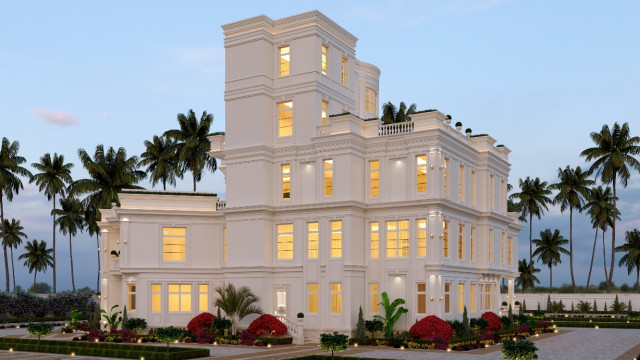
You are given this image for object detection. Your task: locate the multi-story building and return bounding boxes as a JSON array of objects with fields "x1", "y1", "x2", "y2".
[{"x1": 99, "y1": 10, "x2": 522, "y2": 341}]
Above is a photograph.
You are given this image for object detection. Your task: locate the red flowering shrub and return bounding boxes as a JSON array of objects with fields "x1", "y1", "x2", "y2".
[
  {"x1": 196, "y1": 329, "x2": 213, "y2": 344},
  {"x1": 187, "y1": 312, "x2": 216, "y2": 335},
  {"x1": 409, "y1": 315, "x2": 454, "y2": 341},
  {"x1": 481, "y1": 312, "x2": 502, "y2": 332},
  {"x1": 87, "y1": 328, "x2": 105, "y2": 342},
  {"x1": 120, "y1": 329, "x2": 137, "y2": 343},
  {"x1": 248, "y1": 314, "x2": 288, "y2": 336}
]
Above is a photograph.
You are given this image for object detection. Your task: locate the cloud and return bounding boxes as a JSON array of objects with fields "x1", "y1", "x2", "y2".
[
  {"x1": 30, "y1": 108, "x2": 79, "y2": 126},
  {"x1": 442, "y1": 0, "x2": 510, "y2": 14}
]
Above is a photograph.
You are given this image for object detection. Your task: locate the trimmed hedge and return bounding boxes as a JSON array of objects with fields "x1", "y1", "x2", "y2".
[
  {"x1": 256, "y1": 337, "x2": 293, "y2": 345},
  {"x1": 552, "y1": 321, "x2": 640, "y2": 329},
  {"x1": 288, "y1": 357, "x2": 395, "y2": 360},
  {"x1": 0, "y1": 338, "x2": 209, "y2": 360},
  {"x1": 548, "y1": 317, "x2": 639, "y2": 323},
  {"x1": 0, "y1": 316, "x2": 78, "y2": 324}
]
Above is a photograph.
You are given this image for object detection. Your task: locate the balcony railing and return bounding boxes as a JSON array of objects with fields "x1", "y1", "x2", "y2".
[
  {"x1": 216, "y1": 201, "x2": 226, "y2": 210},
  {"x1": 378, "y1": 121, "x2": 414, "y2": 136}
]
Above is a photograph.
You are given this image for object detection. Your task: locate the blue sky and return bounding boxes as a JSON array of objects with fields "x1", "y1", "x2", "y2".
[{"x1": 1, "y1": 1, "x2": 639, "y2": 291}]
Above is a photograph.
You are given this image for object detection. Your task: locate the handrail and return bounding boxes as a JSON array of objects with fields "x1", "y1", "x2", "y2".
[
  {"x1": 275, "y1": 315, "x2": 298, "y2": 336},
  {"x1": 216, "y1": 201, "x2": 226, "y2": 210},
  {"x1": 378, "y1": 121, "x2": 414, "y2": 136}
]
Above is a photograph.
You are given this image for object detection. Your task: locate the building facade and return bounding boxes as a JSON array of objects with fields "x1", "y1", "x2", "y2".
[{"x1": 99, "y1": 10, "x2": 522, "y2": 339}]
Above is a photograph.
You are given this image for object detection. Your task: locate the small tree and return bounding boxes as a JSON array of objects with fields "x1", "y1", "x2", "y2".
[
  {"x1": 610, "y1": 295, "x2": 627, "y2": 314},
  {"x1": 629, "y1": 300, "x2": 633, "y2": 312},
  {"x1": 537, "y1": 302, "x2": 541, "y2": 311},
  {"x1": 462, "y1": 306, "x2": 471, "y2": 337},
  {"x1": 594, "y1": 300, "x2": 598, "y2": 312},
  {"x1": 319, "y1": 332, "x2": 348, "y2": 360},
  {"x1": 355, "y1": 306, "x2": 365, "y2": 339},
  {"x1": 364, "y1": 319, "x2": 383, "y2": 339},
  {"x1": 27, "y1": 322, "x2": 54, "y2": 343},
  {"x1": 69, "y1": 307, "x2": 82, "y2": 329},
  {"x1": 156, "y1": 326, "x2": 185, "y2": 349},
  {"x1": 122, "y1": 305, "x2": 129, "y2": 330},
  {"x1": 508, "y1": 304, "x2": 513, "y2": 320},
  {"x1": 502, "y1": 339, "x2": 538, "y2": 360},
  {"x1": 88, "y1": 303, "x2": 101, "y2": 329},
  {"x1": 373, "y1": 292, "x2": 408, "y2": 339},
  {"x1": 522, "y1": 300, "x2": 526, "y2": 313},
  {"x1": 546, "y1": 295, "x2": 551, "y2": 310}
]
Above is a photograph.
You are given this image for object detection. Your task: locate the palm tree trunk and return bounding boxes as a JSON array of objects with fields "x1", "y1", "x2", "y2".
[
  {"x1": 603, "y1": 229, "x2": 608, "y2": 284},
  {"x1": 33, "y1": 271, "x2": 37, "y2": 292},
  {"x1": 1, "y1": 194, "x2": 9, "y2": 292},
  {"x1": 586, "y1": 227, "x2": 598, "y2": 291},
  {"x1": 96, "y1": 233, "x2": 100, "y2": 293},
  {"x1": 70, "y1": 233, "x2": 75, "y2": 291},
  {"x1": 10, "y1": 246, "x2": 15, "y2": 291},
  {"x1": 636, "y1": 267, "x2": 639, "y2": 293},
  {"x1": 529, "y1": 213, "x2": 535, "y2": 293},
  {"x1": 52, "y1": 193, "x2": 57, "y2": 294},
  {"x1": 569, "y1": 208, "x2": 575, "y2": 293},
  {"x1": 193, "y1": 173, "x2": 197, "y2": 192},
  {"x1": 608, "y1": 175, "x2": 617, "y2": 293},
  {"x1": 549, "y1": 264, "x2": 553, "y2": 294},
  {"x1": 163, "y1": 178, "x2": 167, "y2": 191}
]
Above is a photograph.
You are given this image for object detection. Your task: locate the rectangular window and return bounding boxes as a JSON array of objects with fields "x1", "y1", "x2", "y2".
[
  {"x1": 444, "y1": 158, "x2": 449, "y2": 196},
  {"x1": 308, "y1": 283, "x2": 319, "y2": 313},
  {"x1": 322, "y1": 100, "x2": 328, "y2": 127},
  {"x1": 458, "y1": 283, "x2": 464, "y2": 313},
  {"x1": 501, "y1": 232, "x2": 505, "y2": 264},
  {"x1": 278, "y1": 101, "x2": 293, "y2": 137},
  {"x1": 508, "y1": 237, "x2": 513, "y2": 265},
  {"x1": 386, "y1": 220, "x2": 409, "y2": 258},
  {"x1": 282, "y1": 164, "x2": 291, "y2": 199},
  {"x1": 370, "y1": 222, "x2": 379, "y2": 259},
  {"x1": 471, "y1": 170, "x2": 476, "y2": 206},
  {"x1": 365, "y1": 88, "x2": 377, "y2": 113},
  {"x1": 163, "y1": 227, "x2": 186, "y2": 261},
  {"x1": 151, "y1": 284, "x2": 161, "y2": 312},
  {"x1": 324, "y1": 159, "x2": 333, "y2": 196},
  {"x1": 417, "y1": 219, "x2": 427, "y2": 257},
  {"x1": 280, "y1": 46, "x2": 290, "y2": 76},
  {"x1": 168, "y1": 284, "x2": 191, "y2": 312},
  {"x1": 501, "y1": 179, "x2": 506, "y2": 212},
  {"x1": 417, "y1": 155, "x2": 427, "y2": 193},
  {"x1": 488, "y1": 229, "x2": 493, "y2": 262},
  {"x1": 330, "y1": 220, "x2": 342, "y2": 258},
  {"x1": 127, "y1": 284, "x2": 136, "y2": 312},
  {"x1": 370, "y1": 160, "x2": 379, "y2": 198},
  {"x1": 444, "y1": 283, "x2": 451, "y2": 313},
  {"x1": 199, "y1": 284, "x2": 208, "y2": 312},
  {"x1": 459, "y1": 164, "x2": 464, "y2": 201},
  {"x1": 470, "y1": 227, "x2": 475, "y2": 261},
  {"x1": 489, "y1": 174, "x2": 495, "y2": 209},
  {"x1": 458, "y1": 224, "x2": 464, "y2": 260},
  {"x1": 341, "y1": 58, "x2": 347, "y2": 86},
  {"x1": 370, "y1": 283, "x2": 379, "y2": 314},
  {"x1": 443, "y1": 220, "x2": 449, "y2": 258},
  {"x1": 223, "y1": 227, "x2": 228, "y2": 262},
  {"x1": 308, "y1": 222, "x2": 319, "y2": 259},
  {"x1": 277, "y1": 224, "x2": 293, "y2": 260},
  {"x1": 417, "y1": 283, "x2": 426, "y2": 314},
  {"x1": 470, "y1": 284, "x2": 476, "y2": 312},
  {"x1": 484, "y1": 284, "x2": 491, "y2": 310},
  {"x1": 321, "y1": 45, "x2": 328, "y2": 76},
  {"x1": 330, "y1": 283, "x2": 342, "y2": 313}
]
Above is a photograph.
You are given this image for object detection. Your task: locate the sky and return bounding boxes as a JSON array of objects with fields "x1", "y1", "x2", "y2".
[{"x1": 1, "y1": 0, "x2": 639, "y2": 292}]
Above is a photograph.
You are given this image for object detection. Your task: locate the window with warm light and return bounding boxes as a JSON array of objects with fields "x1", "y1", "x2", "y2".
[
  {"x1": 470, "y1": 227, "x2": 475, "y2": 261},
  {"x1": 365, "y1": 88, "x2": 377, "y2": 113},
  {"x1": 370, "y1": 222, "x2": 379, "y2": 258},
  {"x1": 127, "y1": 284, "x2": 136, "y2": 312},
  {"x1": 386, "y1": 220, "x2": 409, "y2": 258},
  {"x1": 277, "y1": 224, "x2": 293, "y2": 260},
  {"x1": 488, "y1": 229, "x2": 493, "y2": 262},
  {"x1": 470, "y1": 284, "x2": 476, "y2": 312},
  {"x1": 484, "y1": 284, "x2": 491, "y2": 310},
  {"x1": 321, "y1": 100, "x2": 328, "y2": 127},
  {"x1": 151, "y1": 284, "x2": 161, "y2": 312},
  {"x1": 223, "y1": 227, "x2": 228, "y2": 262},
  {"x1": 501, "y1": 232, "x2": 505, "y2": 264},
  {"x1": 163, "y1": 227, "x2": 186, "y2": 261},
  {"x1": 370, "y1": 283, "x2": 379, "y2": 314},
  {"x1": 330, "y1": 283, "x2": 342, "y2": 313},
  {"x1": 168, "y1": 284, "x2": 191, "y2": 312},
  {"x1": 199, "y1": 284, "x2": 208, "y2": 312},
  {"x1": 444, "y1": 158, "x2": 449, "y2": 196},
  {"x1": 489, "y1": 174, "x2": 495, "y2": 209},
  {"x1": 279, "y1": 46, "x2": 290, "y2": 76},
  {"x1": 321, "y1": 45, "x2": 328, "y2": 75},
  {"x1": 417, "y1": 219, "x2": 427, "y2": 257},
  {"x1": 471, "y1": 170, "x2": 476, "y2": 206},
  {"x1": 308, "y1": 222, "x2": 318, "y2": 259},
  {"x1": 443, "y1": 220, "x2": 449, "y2": 258},
  {"x1": 282, "y1": 164, "x2": 291, "y2": 199},
  {"x1": 308, "y1": 283, "x2": 319, "y2": 313},
  {"x1": 341, "y1": 58, "x2": 347, "y2": 86},
  {"x1": 324, "y1": 159, "x2": 333, "y2": 196},
  {"x1": 444, "y1": 283, "x2": 451, "y2": 313},
  {"x1": 417, "y1": 155, "x2": 427, "y2": 193},
  {"x1": 278, "y1": 102, "x2": 293, "y2": 137},
  {"x1": 330, "y1": 220, "x2": 342, "y2": 258},
  {"x1": 458, "y1": 224, "x2": 464, "y2": 260},
  {"x1": 459, "y1": 164, "x2": 464, "y2": 201},
  {"x1": 417, "y1": 283, "x2": 426, "y2": 314},
  {"x1": 508, "y1": 237, "x2": 513, "y2": 265},
  {"x1": 458, "y1": 283, "x2": 465, "y2": 313},
  {"x1": 369, "y1": 160, "x2": 379, "y2": 197}
]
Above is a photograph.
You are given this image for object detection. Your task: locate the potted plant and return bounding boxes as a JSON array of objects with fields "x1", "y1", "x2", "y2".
[
  {"x1": 445, "y1": 115, "x2": 452, "y2": 125},
  {"x1": 455, "y1": 121, "x2": 462, "y2": 131},
  {"x1": 465, "y1": 128, "x2": 472, "y2": 137},
  {"x1": 296, "y1": 312, "x2": 304, "y2": 323}
]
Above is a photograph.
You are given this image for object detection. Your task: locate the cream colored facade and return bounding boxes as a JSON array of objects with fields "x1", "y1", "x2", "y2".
[{"x1": 99, "y1": 10, "x2": 522, "y2": 339}]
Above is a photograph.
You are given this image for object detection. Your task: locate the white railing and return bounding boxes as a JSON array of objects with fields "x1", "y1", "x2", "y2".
[
  {"x1": 110, "y1": 259, "x2": 120, "y2": 271},
  {"x1": 378, "y1": 121, "x2": 414, "y2": 136},
  {"x1": 216, "y1": 201, "x2": 226, "y2": 210},
  {"x1": 276, "y1": 315, "x2": 304, "y2": 344},
  {"x1": 316, "y1": 125, "x2": 329, "y2": 136}
]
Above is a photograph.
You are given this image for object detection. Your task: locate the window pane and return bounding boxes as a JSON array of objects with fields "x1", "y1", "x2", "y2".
[
  {"x1": 163, "y1": 227, "x2": 186, "y2": 261},
  {"x1": 331, "y1": 221, "x2": 342, "y2": 258},
  {"x1": 168, "y1": 294, "x2": 179, "y2": 312},
  {"x1": 370, "y1": 222, "x2": 379, "y2": 259},
  {"x1": 282, "y1": 164, "x2": 291, "y2": 199},
  {"x1": 417, "y1": 156, "x2": 427, "y2": 193},
  {"x1": 199, "y1": 293, "x2": 208, "y2": 312},
  {"x1": 417, "y1": 219, "x2": 427, "y2": 257},
  {"x1": 181, "y1": 293, "x2": 191, "y2": 312},
  {"x1": 280, "y1": 46, "x2": 290, "y2": 76},
  {"x1": 324, "y1": 159, "x2": 333, "y2": 196},
  {"x1": 152, "y1": 294, "x2": 161, "y2": 312},
  {"x1": 278, "y1": 102, "x2": 293, "y2": 137},
  {"x1": 277, "y1": 224, "x2": 294, "y2": 260}
]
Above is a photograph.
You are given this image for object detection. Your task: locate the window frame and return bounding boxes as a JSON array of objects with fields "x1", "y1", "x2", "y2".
[
  {"x1": 199, "y1": 284, "x2": 209, "y2": 312},
  {"x1": 341, "y1": 57, "x2": 347, "y2": 86},
  {"x1": 417, "y1": 219, "x2": 427, "y2": 257},
  {"x1": 282, "y1": 163, "x2": 291, "y2": 200},
  {"x1": 127, "y1": 283, "x2": 136, "y2": 312},
  {"x1": 277, "y1": 223, "x2": 294, "y2": 260},
  {"x1": 386, "y1": 220, "x2": 409, "y2": 258},
  {"x1": 278, "y1": 101, "x2": 293, "y2": 138},
  {"x1": 151, "y1": 283, "x2": 161, "y2": 313},
  {"x1": 417, "y1": 282, "x2": 427, "y2": 314},
  {"x1": 370, "y1": 283, "x2": 379, "y2": 314},
  {"x1": 330, "y1": 220, "x2": 342, "y2": 258},
  {"x1": 330, "y1": 282, "x2": 342, "y2": 313},
  {"x1": 416, "y1": 155, "x2": 427, "y2": 193},
  {"x1": 162, "y1": 227, "x2": 186, "y2": 262},
  {"x1": 370, "y1": 222, "x2": 379, "y2": 259},
  {"x1": 323, "y1": 159, "x2": 333, "y2": 196},
  {"x1": 307, "y1": 222, "x2": 319, "y2": 259},
  {"x1": 279, "y1": 46, "x2": 290, "y2": 77},
  {"x1": 365, "y1": 87, "x2": 377, "y2": 113},
  {"x1": 321, "y1": 45, "x2": 328, "y2": 76},
  {"x1": 308, "y1": 283, "x2": 319, "y2": 313},
  {"x1": 168, "y1": 284, "x2": 192, "y2": 313},
  {"x1": 457, "y1": 224, "x2": 464, "y2": 260},
  {"x1": 369, "y1": 160, "x2": 380, "y2": 198},
  {"x1": 443, "y1": 220, "x2": 450, "y2": 258}
]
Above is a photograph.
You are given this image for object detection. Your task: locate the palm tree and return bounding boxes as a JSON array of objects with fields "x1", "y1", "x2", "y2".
[
  {"x1": 84, "y1": 205, "x2": 101, "y2": 293},
  {"x1": 533, "y1": 229, "x2": 569, "y2": 293},
  {"x1": 164, "y1": 110, "x2": 217, "y2": 191},
  {"x1": 53, "y1": 196, "x2": 85, "y2": 291},
  {"x1": 581, "y1": 122, "x2": 640, "y2": 292},
  {"x1": 550, "y1": 166, "x2": 593, "y2": 292},
  {"x1": 583, "y1": 186, "x2": 616, "y2": 291},
  {"x1": 615, "y1": 229, "x2": 640, "y2": 292},
  {"x1": 214, "y1": 283, "x2": 262, "y2": 335},
  {"x1": 30, "y1": 153, "x2": 73, "y2": 293},
  {"x1": 380, "y1": 101, "x2": 417, "y2": 124},
  {"x1": 0, "y1": 137, "x2": 32, "y2": 292},
  {"x1": 515, "y1": 258, "x2": 540, "y2": 293},
  {"x1": 69, "y1": 145, "x2": 146, "y2": 209},
  {"x1": 0, "y1": 219, "x2": 27, "y2": 291},
  {"x1": 139, "y1": 135, "x2": 180, "y2": 190},
  {"x1": 509, "y1": 177, "x2": 552, "y2": 292},
  {"x1": 18, "y1": 239, "x2": 53, "y2": 291}
]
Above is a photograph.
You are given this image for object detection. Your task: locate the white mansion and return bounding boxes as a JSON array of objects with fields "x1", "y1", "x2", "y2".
[{"x1": 99, "y1": 11, "x2": 522, "y2": 339}]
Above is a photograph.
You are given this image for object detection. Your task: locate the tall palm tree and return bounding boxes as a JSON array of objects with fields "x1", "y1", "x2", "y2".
[
  {"x1": 515, "y1": 258, "x2": 540, "y2": 293},
  {"x1": 581, "y1": 122, "x2": 640, "y2": 292},
  {"x1": 583, "y1": 186, "x2": 616, "y2": 291},
  {"x1": 533, "y1": 229, "x2": 569, "y2": 293},
  {"x1": 509, "y1": 177, "x2": 552, "y2": 292},
  {"x1": 53, "y1": 197, "x2": 85, "y2": 291},
  {"x1": 139, "y1": 135, "x2": 180, "y2": 190},
  {"x1": 550, "y1": 166, "x2": 593, "y2": 292},
  {"x1": 164, "y1": 110, "x2": 217, "y2": 191},
  {"x1": 0, "y1": 219, "x2": 27, "y2": 291},
  {"x1": 214, "y1": 283, "x2": 262, "y2": 335},
  {"x1": 0, "y1": 137, "x2": 32, "y2": 292},
  {"x1": 30, "y1": 153, "x2": 73, "y2": 293},
  {"x1": 69, "y1": 145, "x2": 146, "y2": 209},
  {"x1": 84, "y1": 205, "x2": 101, "y2": 293},
  {"x1": 18, "y1": 239, "x2": 53, "y2": 291},
  {"x1": 615, "y1": 229, "x2": 640, "y2": 292},
  {"x1": 380, "y1": 101, "x2": 417, "y2": 124}
]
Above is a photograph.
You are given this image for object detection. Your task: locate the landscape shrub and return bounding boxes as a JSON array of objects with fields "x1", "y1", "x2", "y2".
[
  {"x1": 239, "y1": 330, "x2": 257, "y2": 345},
  {"x1": 187, "y1": 312, "x2": 215, "y2": 335},
  {"x1": 256, "y1": 336, "x2": 293, "y2": 345},
  {"x1": 196, "y1": 328, "x2": 213, "y2": 344},
  {"x1": 502, "y1": 339, "x2": 538, "y2": 360},
  {"x1": 27, "y1": 322, "x2": 54, "y2": 341},
  {"x1": 248, "y1": 314, "x2": 287, "y2": 336},
  {"x1": 409, "y1": 315, "x2": 454, "y2": 340},
  {"x1": 482, "y1": 312, "x2": 502, "y2": 332},
  {"x1": 124, "y1": 317, "x2": 147, "y2": 334},
  {"x1": 87, "y1": 328, "x2": 105, "y2": 342},
  {"x1": 119, "y1": 329, "x2": 137, "y2": 343}
]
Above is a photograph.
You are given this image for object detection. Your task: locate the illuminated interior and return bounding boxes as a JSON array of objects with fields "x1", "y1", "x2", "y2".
[
  {"x1": 168, "y1": 284, "x2": 191, "y2": 312},
  {"x1": 282, "y1": 164, "x2": 291, "y2": 199},
  {"x1": 386, "y1": 220, "x2": 409, "y2": 257},
  {"x1": 307, "y1": 222, "x2": 319, "y2": 259},
  {"x1": 163, "y1": 227, "x2": 186, "y2": 261},
  {"x1": 279, "y1": 46, "x2": 290, "y2": 76},
  {"x1": 278, "y1": 102, "x2": 293, "y2": 137},
  {"x1": 417, "y1": 155, "x2": 427, "y2": 192},
  {"x1": 308, "y1": 283, "x2": 319, "y2": 313},
  {"x1": 369, "y1": 160, "x2": 379, "y2": 197},
  {"x1": 417, "y1": 219, "x2": 426, "y2": 257},
  {"x1": 443, "y1": 220, "x2": 449, "y2": 258},
  {"x1": 323, "y1": 159, "x2": 333, "y2": 196},
  {"x1": 330, "y1": 283, "x2": 342, "y2": 313},
  {"x1": 330, "y1": 221, "x2": 342, "y2": 258},
  {"x1": 370, "y1": 283, "x2": 379, "y2": 313},
  {"x1": 370, "y1": 222, "x2": 379, "y2": 258},
  {"x1": 277, "y1": 224, "x2": 294, "y2": 259}
]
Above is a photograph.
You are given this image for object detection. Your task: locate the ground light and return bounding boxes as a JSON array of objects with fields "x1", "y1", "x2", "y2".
[
  {"x1": 353, "y1": 343, "x2": 358, "y2": 347},
  {"x1": 8, "y1": 348, "x2": 13, "y2": 352},
  {"x1": 71, "y1": 352, "x2": 76, "y2": 356}
]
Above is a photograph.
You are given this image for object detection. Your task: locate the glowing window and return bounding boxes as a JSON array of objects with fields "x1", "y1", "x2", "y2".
[
  {"x1": 127, "y1": 284, "x2": 136, "y2": 312},
  {"x1": 471, "y1": 227, "x2": 476, "y2": 261},
  {"x1": 322, "y1": 100, "x2": 328, "y2": 127},
  {"x1": 163, "y1": 227, "x2": 186, "y2": 261},
  {"x1": 458, "y1": 224, "x2": 464, "y2": 260},
  {"x1": 199, "y1": 284, "x2": 208, "y2": 312},
  {"x1": 444, "y1": 158, "x2": 449, "y2": 196},
  {"x1": 370, "y1": 160, "x2": 379, "y2": 197},
  {"x1": 370, "y1": 283, "x2": 379, "y2": 314},
  {"x1": 365, "y1": 88, "x2": 377, "y2": 113},
  {"x1": 324, "y1": 159, "x2": 333, "y2": 196},
  {"x1": 417, "y1": 219, "x2": 427, "y2": 257},
  {"x1": 308, "y1": 283, "x2": 319, "y2": 313},
  {"x1": 470, "y1": 284, "x2": 476, "y2": 312},
  {"x1": 168, "y1": 284, "x2": 191, "y2": 312},
  {"x1": 458, "y1": 283, "x2": 465, "y2": 313},
  {"x1": 330, "y1": 283, "x2": 342, "y2": 313},
  {"x1": 308, "y1": 222, "x2": 319, "y2": 259},
  {"x1": 330, "y1": 221, "x2": 342, "y2": 258},
  {"x1": 471, "y1": 170, "x2": 476, "y2": 206},
  {"x1": 151, "y1": 284, "x2": 161, "y2": 312},
  {"x1": 484, "y1": 284, "x2": 491, "y2": 310},
  {"x1": 508, "y1": 237, "x2": 513, "y2": 265},
  {"x1": 277, "y1": 224, "x2": 293, "y2": 260},
  {"x1": 280, "y1": 46, "x2": 290, "y2": 76},
  {"x1": 321, "y1": 45, "x2": 328, "y2": 75},
  {"x1": 417, "y1": 155, "x2": 427, "y2": 193},
  {"x1": 223, "y1": 227, "x2": 228, "y2": 262},
  {"x1": 370, "y1": 222, "x2": 379, "y2": 259},
  {"x1": 443, "y1": 220, "x2": 449, "y2": 258},
  {"x1": 282, "y1": 164, "x2": 291, "y2": 199},
  {"x1": 278, "y1": 102, "x2": 293, "y2": 137},
  {"x1": 417, "y1": 283, "x2": 426, "y2": 314},
  {"x1": 444, "y1": 283, "x2": 451, "y2": 313},
  {"x1": 459, "y1": 164, "x2": 464, "y2": 201},
  {"x1": 341, "y1": 58, "x2": 347, "y2": 86},
  {"x1": 386, "y1": 220, "x2": 409, "y2": 258}
]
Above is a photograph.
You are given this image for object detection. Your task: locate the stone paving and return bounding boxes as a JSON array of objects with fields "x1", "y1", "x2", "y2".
[{"x1": 1, "y1": 327, "x2": 639, "y2": 360}]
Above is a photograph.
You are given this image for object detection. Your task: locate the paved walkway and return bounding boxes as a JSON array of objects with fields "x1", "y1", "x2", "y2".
[{"x1": 1, "y1": 327, "x2": 639, "y2": 360}]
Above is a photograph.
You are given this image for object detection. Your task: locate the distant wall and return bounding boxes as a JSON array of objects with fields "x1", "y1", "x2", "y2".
[{"x1": 501, "y1": 293, "x2": 640, "y2": 310}]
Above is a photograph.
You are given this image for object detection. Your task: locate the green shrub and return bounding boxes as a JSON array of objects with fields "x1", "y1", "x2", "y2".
[
  {"x1": 319, "y1": 332, "x2": 348, "y2": 359},
  {"x1": 502, "y1": 339, "x2": 538, "y2": 360},
  {"x1": 27, "y1": 322, "x2": 54, "y2": 342},
  {"x1": 156, "y1": 326, "x2": 186, "y2": 348},
  {"x1": 125, "y1": 318, "x2": 147, "y2": 334}
]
